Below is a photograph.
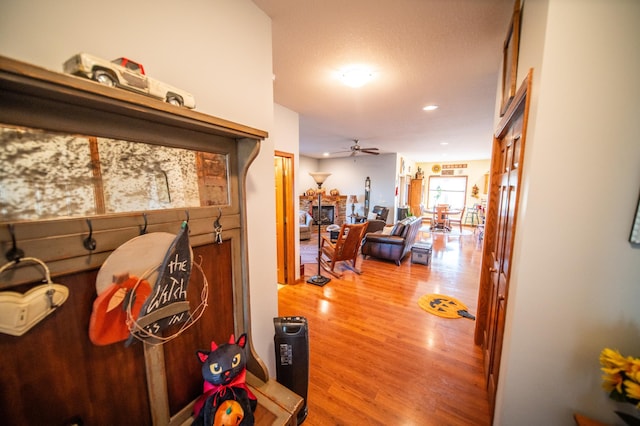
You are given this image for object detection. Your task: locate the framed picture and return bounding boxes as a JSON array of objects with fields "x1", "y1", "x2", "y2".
[
  {"x1": 630, "y1": 192, "x2": 640, "y2": 246},
  {"x1": 500, "y1": 0, "x2": 521, "y2": 116}
]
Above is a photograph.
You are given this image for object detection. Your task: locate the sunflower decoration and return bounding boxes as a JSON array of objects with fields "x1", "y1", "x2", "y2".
[{"x1": 600, "y1": 348, "x2": 640, "y2": 409}]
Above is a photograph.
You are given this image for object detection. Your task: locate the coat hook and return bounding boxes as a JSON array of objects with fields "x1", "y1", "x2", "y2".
[
  {"x1": 214, "y1": 208, "x2": 223, "y2": 244},
  {"x1": 5, "y1": 224, "x2": 25, "y2": 262},
  {"x1": 184, "y1": 210, "x2": 190, "y2": 223},
  {"x1": 83, "y1": 219, "x2": 97, "y2": 251},
  {"x1": 140, "y1": 213, "x2": 148, "y2": 235}
]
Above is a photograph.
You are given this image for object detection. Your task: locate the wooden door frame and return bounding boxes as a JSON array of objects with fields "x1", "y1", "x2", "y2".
[
  {"x1": 474, "y1": 69, "x2": 532, "y2": 417},
  {"x1": 274, "y1": 151, "x2": 296, "y2": 285}
]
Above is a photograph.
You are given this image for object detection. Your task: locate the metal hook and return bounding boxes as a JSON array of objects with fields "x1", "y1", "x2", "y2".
[
  {"x1": 140, "y1": 213, "x2": 148, "y2": 235},
  {"x1": 5, "y1": 224, "x2": 25, "y2": 262},
  {"x1": 184, "y1": 210, "x2": 190, "y2": 223},
  {"x1": 83, "y1": 219, "x2": 97, "y2": 251},
  {"x1": 214, "y1": 208, "x2": 223, "y2": 244},
  {"x1": 46, "y1": 288, "x2": 61, "y2": 309}
]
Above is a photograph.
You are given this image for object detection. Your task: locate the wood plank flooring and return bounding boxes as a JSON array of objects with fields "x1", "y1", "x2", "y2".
[{"x1": 278, "y1": 226, "x2": 490, "y2": 425}]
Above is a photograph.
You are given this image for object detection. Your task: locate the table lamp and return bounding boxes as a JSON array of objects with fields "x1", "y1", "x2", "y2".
[
  {"x1": 307, "y1": 172, "x2": 331, "y2": 286},
  {"x1": 348, "y1": 195, "x2": 358, "y2": 216}
]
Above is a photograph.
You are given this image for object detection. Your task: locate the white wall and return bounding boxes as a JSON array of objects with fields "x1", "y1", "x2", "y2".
[
  {"x1": 0, "y1": 0, "x2": 280, "y2": 376},
  {"x1": 271, "y1": 104, "x2": 302, "y2": 279},
  {"x1": 495, "y1": 0, "x2": 640, "y2": 424},
  {"x1": 298, "y1": 154, "x2": 397, "y2": 222}
]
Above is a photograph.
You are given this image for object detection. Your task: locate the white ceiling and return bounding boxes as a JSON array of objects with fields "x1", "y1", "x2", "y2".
[{"x1": 252, "y1": 0, "x2": 515, "y2": 162}]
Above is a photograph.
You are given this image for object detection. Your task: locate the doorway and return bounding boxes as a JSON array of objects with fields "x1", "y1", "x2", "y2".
[{"x1": 274, "y1": 151, "x2": 295, "y2": 285}]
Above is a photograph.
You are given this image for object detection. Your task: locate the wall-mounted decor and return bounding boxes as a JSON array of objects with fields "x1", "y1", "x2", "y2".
[
  {"x1": 630, "y1": 192, "x2": 640, "y2": 246},
  {"x1": 364, "y1": 176, "x2": 371, "y2": 216},
  {"x1": 500, "y1": 0, "x2": 521, "y2": 116},
  {"x1": 0, "y1": 55, "x2": 304, "y2": 425},
  {"x1": 431, "y1": 164, "x2": 441, "y2": 173}
]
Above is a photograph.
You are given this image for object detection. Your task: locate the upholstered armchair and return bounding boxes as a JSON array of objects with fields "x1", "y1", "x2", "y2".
[
  {"x1": 299, "y1": 210, "x2": 313, "y2": 240},
  {"x1": 371, "y1": 205, "x2": 389, "y2": 222}
]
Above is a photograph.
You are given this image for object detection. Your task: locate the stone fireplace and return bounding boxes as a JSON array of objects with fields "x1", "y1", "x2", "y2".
[
  {"x1": 311, "y1": 205, "x2": 334, "y2": 225},
  {"x1": 299, "y1": 195, "x2": 347, "y2": 227}
]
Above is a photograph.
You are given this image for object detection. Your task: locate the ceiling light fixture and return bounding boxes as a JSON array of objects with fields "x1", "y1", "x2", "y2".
[
  {"x1": 339, "y1": 67, "x2": 375, "y2": 88},
  {"x1": 423, "y1": 105, "x2": 439, "y2": 111}
]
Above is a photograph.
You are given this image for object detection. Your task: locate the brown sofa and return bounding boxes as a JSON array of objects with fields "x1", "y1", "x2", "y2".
[{"x1": 361, "y1": 216, "x2": 422, "y2": 265}]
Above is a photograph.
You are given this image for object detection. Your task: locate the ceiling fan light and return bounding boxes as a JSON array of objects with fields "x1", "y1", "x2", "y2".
[{"x1": 340, "y1": 67, "x2": 374, "y2": 88}]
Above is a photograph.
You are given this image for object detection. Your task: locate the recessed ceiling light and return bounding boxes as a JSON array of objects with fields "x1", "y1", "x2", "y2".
[
  {"x1": 339, "y1": 66, "x2": 375, "y2": 88},
  {"x1": 323, "y1": 152, "x2": 330, "y2": 157},
  {"x1": 440, "y1": 142, "x2": 448, "y2": 145},
  {"x1": 423, "y1": 105, "x2": 439, "y2": 111}
]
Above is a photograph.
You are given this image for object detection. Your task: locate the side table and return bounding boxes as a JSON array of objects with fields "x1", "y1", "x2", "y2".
[{"x1": 349, "y1": 214, "x2": 366, "y2": 223}]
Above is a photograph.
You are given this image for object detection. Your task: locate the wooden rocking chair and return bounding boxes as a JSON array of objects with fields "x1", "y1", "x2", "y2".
[{"x1": 319, "y1": 222, "x2": 368, "y2": 278}]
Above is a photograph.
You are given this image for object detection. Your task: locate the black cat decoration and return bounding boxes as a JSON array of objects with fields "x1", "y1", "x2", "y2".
[{"x1": 192, "y1": 334, "x2": 257, "y2": 426}]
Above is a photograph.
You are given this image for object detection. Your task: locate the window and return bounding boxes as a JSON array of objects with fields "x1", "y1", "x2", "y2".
[{"x1": 427, "y1": 176, "x2": 467, "y2": 209}]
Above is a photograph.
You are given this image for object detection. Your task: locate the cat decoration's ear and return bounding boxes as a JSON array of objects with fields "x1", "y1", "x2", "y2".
[
  {"x1": 210, "y1": 340, "x2": 219, "y2": 351},
  {"x1": 228, "y1": 334, "x2": 235, "y2": 344},
  {"x1": 196, "y1": 350, "x2": 209, "y2": 363},
  {"x1": 236, "y1": 333, "x2": 247, "y2": 348}
]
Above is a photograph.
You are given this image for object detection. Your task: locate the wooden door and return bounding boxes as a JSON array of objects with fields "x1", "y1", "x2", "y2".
[
  {"x1": 274, "y1": 152, "x2": 295, "y2": 285},
  {"x1": 475, "y1": 70, "x2": 531, "y2": 416},
  {"x1": 409, "y1": 178, "x2": 423, "y2": 216}
]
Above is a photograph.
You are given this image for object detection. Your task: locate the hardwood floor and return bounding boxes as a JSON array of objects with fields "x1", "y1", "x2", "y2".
[{"x1": 278, "y1": 226, "x2": 490, "y2": 425}]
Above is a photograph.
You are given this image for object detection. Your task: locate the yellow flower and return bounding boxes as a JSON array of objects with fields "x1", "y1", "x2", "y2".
[
  {"x1": 624, "y1": 380, "x2": 640, "y2": 409},
  {"x1": 600, "y1": 348, "x2": 627, "y2": 369},
  {"x1": 627, "y1": 358, "x2": 640, "y2": 382},
  {"x1": 625, "y1": 380, "x2": 640, "y2": 400},
  {"x1": 602, "y1": 371, "x2": 624, "y2": 394}
]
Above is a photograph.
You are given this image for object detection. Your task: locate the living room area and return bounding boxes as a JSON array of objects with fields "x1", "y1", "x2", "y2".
[
  {"x1": 285, "y1": 152, "x2": 490, "y2": 423},
  {"x1": 289, "y1": 186, "x2": 488, "y2": 423},
  {"x1": 296, "y1": 154, "x2": 489, "y2": 243}
]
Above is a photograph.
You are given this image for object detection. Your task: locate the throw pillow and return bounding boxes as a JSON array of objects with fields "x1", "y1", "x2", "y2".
[
  {"x1": 299, "y1": 211, "x2": 308, "y2": 224},
  {"x1": 391, "y1": 222, "x2": 405, "y2": 236},
  {"x1": 367, "y1": 211, "x2": 378, "y2": 221}
]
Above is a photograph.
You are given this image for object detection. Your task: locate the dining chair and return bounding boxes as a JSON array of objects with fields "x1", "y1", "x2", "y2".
[
  {"x1": 431, "y1": 205, "x2": 451, "y2": 232},
  {"x1": 448, "y1": 207, "x2": 464, "y2": 232}
]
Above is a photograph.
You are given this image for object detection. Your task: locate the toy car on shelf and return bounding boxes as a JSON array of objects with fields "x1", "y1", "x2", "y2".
[{"x1": 63, "y1": 53, "x2": 196, "y2": 109}]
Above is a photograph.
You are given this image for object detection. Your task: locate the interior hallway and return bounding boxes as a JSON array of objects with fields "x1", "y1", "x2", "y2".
[{"x1": 278, "y1": 225, "x2": 490, "y2": 425}]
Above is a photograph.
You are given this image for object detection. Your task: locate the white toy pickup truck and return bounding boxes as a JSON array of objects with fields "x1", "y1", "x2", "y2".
[{"x1": 63, "y1": 53, "x2": 196, "y2": 109}]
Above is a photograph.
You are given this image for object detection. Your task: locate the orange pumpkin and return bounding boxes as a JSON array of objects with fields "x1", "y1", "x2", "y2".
[{"x1": 214, "y1": 400, "x2": 244, "y2": 426}]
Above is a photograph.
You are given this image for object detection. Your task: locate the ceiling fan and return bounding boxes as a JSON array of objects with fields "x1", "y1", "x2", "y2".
[{"x1": 333, "y1": 139, "x2": 380, "y2": 156}]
